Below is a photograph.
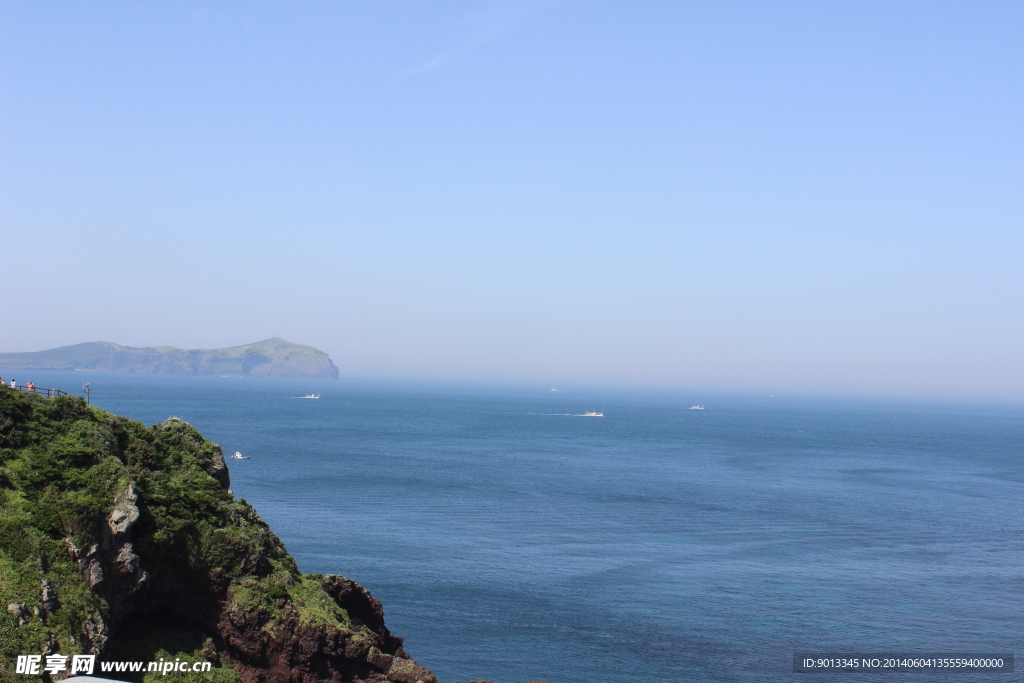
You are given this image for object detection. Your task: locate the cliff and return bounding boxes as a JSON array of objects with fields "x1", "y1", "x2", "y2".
[
  {"x1": 0, "y1": 339, "x2": 340, "y2": 380},
  {"x1": 0, "y1": 386, "x2": 433, "y2": 683}
]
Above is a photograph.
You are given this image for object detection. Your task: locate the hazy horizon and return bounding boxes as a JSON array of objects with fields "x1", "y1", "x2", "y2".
[{"x1": 3, "y1": 2, "x2": 1022, "y2": 401}]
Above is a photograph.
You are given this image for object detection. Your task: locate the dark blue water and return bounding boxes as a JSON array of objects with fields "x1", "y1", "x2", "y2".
[{"x1": 11, "y1": 373, "x2": 1023, "y2": 682}]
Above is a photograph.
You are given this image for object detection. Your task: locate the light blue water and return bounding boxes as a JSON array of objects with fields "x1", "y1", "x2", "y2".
[{"x1": 12, "y1": 373, "x2": 1023, "y2": 682}]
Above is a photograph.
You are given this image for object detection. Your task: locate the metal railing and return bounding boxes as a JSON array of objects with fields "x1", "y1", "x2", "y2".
[{"x1": 5, "y1": 384, "x2": 69, "y2": 398}]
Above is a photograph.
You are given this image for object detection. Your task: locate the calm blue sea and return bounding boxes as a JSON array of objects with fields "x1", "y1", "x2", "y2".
[{"x1": 9, "y1": 372, "x2": 1023, "y2": 683}]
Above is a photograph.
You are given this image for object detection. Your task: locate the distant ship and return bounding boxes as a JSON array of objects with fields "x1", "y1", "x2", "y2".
[
  {"x1": 230, "y1": 451, "x2": 251, "y2": 460},
  {"x1": 550, "y1": 388, "x2": 560, "y2": 392},
  {"x1": 580, "y1": 411, "x2": 604, "y2": 417},
  {"x1": 689, "y1": 405, "x2": 705, "y2": 410},
  {"x1": 297, "y1": 394, "x2": 321, "y2": 399}
]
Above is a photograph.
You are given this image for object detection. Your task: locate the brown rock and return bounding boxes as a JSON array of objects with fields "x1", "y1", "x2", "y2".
[
  {"x1": 40, "y1": 578, "x2": 60, "y2": 615},
  {"x1": 107, "y1": 486, "x2": 140, "y2": 537},
  {"x1": 365, "y1": 647, "x2": 394, "y2": 671},
  {"x1": 213, "y1": 577, "x2": 437, "y2": 683},
  {"x1": 386, "y1": 657, "x2": 436, "y2": 683},
  {"x1": 78, "y1": 543, "x2": 105, "y2": 588},
  {"x1": 6, "y1": 602, "x2": 28, "y2": 626},
  {"x1": 322, "y1": 575, "x2": 394, "y2": 643},
  {"x1": 205, "y1": 447, "x2": 231, "y2": 489}
]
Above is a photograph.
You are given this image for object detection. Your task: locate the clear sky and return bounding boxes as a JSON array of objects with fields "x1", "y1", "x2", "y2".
[{"x1": 2, "y1": 1, "x2": 1022, "y2": 399}]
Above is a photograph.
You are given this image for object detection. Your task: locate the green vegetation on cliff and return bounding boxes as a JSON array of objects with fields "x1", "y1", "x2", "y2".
[
  {"x1": 0, "y1": 338, "x2": 339, "y2": 380},
  {"x1": 0, "y1": 387, "x2": 433, "y2": 683}
]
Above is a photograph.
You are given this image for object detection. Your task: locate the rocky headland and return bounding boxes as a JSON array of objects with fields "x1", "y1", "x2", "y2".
[
  {"x1": 0, "y1": 387, "x2": 541, "y2": 682},
  {"x1": 0, "y1": 339, "x2": 339, "y2": 380}
]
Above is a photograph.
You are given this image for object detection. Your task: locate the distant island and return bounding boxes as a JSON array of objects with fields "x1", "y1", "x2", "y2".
[{"x1": 0, "y1": 337, "x2": 340, "y2": 380}]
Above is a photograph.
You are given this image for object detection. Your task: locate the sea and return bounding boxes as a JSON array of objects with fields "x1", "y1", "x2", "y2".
[{"x1": 7, "y1": 372, "x2": 1023, "y2": 683}]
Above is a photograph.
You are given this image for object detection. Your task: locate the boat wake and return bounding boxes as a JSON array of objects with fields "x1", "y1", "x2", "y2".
[{"x1": 535, "y1": 412, "x2": 606, "y2": 417}]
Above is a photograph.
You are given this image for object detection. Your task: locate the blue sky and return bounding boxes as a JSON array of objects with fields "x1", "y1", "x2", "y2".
[{"x1": 2, "y1": 1, "x2": 1022, "y2": 399}]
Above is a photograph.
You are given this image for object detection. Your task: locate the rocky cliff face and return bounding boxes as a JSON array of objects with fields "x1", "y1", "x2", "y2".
[{"x1": 0, "y1": 388, "x2": 432, "y2": 683}]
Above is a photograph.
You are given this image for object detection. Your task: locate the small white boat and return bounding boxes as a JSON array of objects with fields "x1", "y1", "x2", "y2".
[
  {"x1": 580, "y1": 411, "x2": 605, "y2": 417},
  {"x1": 230, "y1": 451, "x2": 251, "y2": 460},
  {"x1": 297, "y1": 394, "x2": 321, "y2": 399},
  {"x1": 689, "y1": 405, "x2": 705, "y2": 410},
  {"x1": 550, "y1": 388, "x2": 560, "y2": 392}
]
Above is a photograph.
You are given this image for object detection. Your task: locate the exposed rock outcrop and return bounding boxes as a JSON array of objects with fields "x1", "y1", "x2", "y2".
[
  {"x1": 6, "y1": 602, "x2": 28, "y2": 626},
  {"x1": 216, "y1": 582, "x2": 436, "y2": 683}
]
